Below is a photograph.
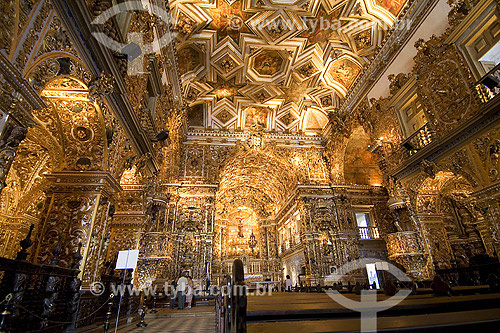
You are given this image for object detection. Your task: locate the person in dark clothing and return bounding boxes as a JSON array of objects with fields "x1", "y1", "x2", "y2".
[
  {"x1": 169, "y1": 280, "x2": 177, "y2": 309},
  {"x1": 487, "y1": 273, "x2": 500, "y2": 292},
  {"x1": 384, "y1": 280, "x2": 397, "y2": 296},
  {"x1": 431, "y1": 275, "x2": 452, "y2": 296},
  {"x1": 353, "y1": 282, "x2": 362, "y2": 295},
  {"x1": 411, "y1": 282, "x2": 418, "y2": 295}
]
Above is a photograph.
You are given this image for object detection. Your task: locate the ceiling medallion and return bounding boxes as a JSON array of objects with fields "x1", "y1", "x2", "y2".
[
  {"x1": 278, "y1": 111, "x2": 297, "y2": 127},
  {"x1": 251, "y1": 50, "x2": 286, "y2": 77},
  {"x1": 244, "y1": 106, "x2": 271, "y2": 131},
  {"x1": 214, "y1": 109, "x2": 234, "y2": 124}
]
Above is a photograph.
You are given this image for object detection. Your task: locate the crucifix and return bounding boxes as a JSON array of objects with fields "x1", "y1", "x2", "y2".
[{"x1": 237, "y1": 217, "x2": 244, "y2": 238}]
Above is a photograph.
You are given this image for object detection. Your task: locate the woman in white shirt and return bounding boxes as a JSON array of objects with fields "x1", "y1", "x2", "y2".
[
  {"x1": 285, "y1": 275, "x2": 292, "y2": 292},
  {"x1": 177, "y1": 274, "x2": 188, "y2": 310}
]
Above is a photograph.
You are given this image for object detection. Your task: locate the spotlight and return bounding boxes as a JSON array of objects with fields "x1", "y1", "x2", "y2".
[{"x1": 152, "y1": 130, "x2": 169, "y2": 142}]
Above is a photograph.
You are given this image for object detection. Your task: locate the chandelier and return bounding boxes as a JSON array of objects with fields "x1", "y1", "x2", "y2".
[{"x1": 248, "y1": 231, "x2": 257, "y2": 253}]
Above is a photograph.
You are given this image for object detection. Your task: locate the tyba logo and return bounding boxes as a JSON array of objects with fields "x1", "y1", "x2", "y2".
[
  {"x1": 91, "y1": 1, "x2": 177, "y2": 75},
  {"x1": 325, "y1": 258, "x2": 412, "y2": 332}
]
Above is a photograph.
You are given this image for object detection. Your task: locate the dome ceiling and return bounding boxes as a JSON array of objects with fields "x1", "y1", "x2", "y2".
[
  {"x1": 216, "y1": 146, "x2": 298, "y2": 216},
  {"x1": 174, "y1": 0, "x2": 408, "y2": 133}
]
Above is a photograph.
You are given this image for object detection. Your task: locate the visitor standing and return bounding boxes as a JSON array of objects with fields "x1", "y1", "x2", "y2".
[
  {"x1": 285, "y1": 275, "x2": 292, "y2": 292},
  {"x1": 169, "y1": 280, "x2": 177, "y2": 309},
  {"x1": 431, "y1": 275, "x2": 453, "y2": 296},
  {"x1": 177, "y1": 273, "x2": 188, "y2": 310},
  {"x1": 186, "y1": 276, "x2": 194, "y2": 309}
]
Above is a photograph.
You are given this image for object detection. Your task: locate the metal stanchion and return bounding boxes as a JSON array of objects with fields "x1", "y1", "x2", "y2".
[
  {"x1": 136, "y1": 305, "x2": 148, "y2": 327},
  {"x1": 150, "y1": 295, "x2": 158, "y2": 314},
  {"x1": 0, "y1": 294, "x2": 13, "y2": 333},
  {"x1": 104, "y1": 293, "x2": 114, "y2": 333}
]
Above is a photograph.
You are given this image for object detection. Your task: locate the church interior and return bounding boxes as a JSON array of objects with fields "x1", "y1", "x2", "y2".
[{"x1": 1, "y1": 0, "x2": 500, "y2": 331}]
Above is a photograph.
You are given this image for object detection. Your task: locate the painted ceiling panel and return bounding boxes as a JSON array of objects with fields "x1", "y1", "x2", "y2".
[{"x1": 176, "y1": 0, "x2": 408, "y2": 133}]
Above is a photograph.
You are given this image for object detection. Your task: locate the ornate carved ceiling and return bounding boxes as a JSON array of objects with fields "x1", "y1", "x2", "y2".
[{"x1": 175, "y1": 0, "x2": 407, "y2": 134}]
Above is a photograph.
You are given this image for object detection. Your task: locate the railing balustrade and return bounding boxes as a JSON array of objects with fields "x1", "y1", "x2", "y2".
[
  {"x1": 0, "y1": 227, "x2": 81, "y2": 332},
  {"x1": 476, "y1": 63, "x2": 500, "y2": 103},
  {"x1": 0, "y1": 226, "x2": 139, "y2": 332},
  {"x1": 358, "y1": 227, "x2": 380, "y2": 240},
  {"x1": 402, "y1": 122, "x2": 436, "y2": 153}
]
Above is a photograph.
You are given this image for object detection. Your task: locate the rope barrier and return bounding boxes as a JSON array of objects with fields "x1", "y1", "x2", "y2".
[{"x1": 14, "y1": 294, "x2": 136, "y2": 325}]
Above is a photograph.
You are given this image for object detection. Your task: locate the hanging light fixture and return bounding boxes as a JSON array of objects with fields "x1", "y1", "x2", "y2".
[{"x1": 248, "y1": 231, "x2": 257, "y2": 253}]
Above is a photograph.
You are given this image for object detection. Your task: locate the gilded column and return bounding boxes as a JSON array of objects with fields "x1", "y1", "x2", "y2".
[
  {"x1": 136, "y1": 188, "x2": 169, "y2": 288},
  {"x1": 300, "y1": 198, "x2": 321, "y2": 284},
  {"x1": 472, "y1": 186, "x2": 500, "y2": 260},
  {"x1": 33, "y1": 171, "x2": 121, "y2": 287}
]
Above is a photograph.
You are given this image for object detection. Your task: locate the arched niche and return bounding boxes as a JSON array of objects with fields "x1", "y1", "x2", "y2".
[{"x1": 343, "y1": 126, "x2": 383, "y2": 186}]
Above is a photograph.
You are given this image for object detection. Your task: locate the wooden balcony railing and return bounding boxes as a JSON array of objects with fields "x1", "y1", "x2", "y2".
[
  {"x1": 0, "y1": 227, "x2": 82, "y2": 332},
  {"x1": 402, "y1": 122, "x2": 436, "y2": 153},
  {"x1": 0, "y1": 227, "x2": 139, "y2": 332},
  {"x1": 476, "y1": 63, "x2": 500, "y2": 103},
  {"x1": 358, "y1": 227, "x2": 380, "y2": 240}
]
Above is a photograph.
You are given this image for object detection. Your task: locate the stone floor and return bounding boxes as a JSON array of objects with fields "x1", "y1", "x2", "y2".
[{"x1": 117, "y1": 304, "x2": 216, "y2": 333}]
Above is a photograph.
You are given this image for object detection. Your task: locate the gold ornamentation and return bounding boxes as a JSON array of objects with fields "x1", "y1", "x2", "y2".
[
  {"x1": 420, "y1": 159, "x2": 437, "y2": 179},
  {"x1": 0, "y1": 0, "x2": 15, "y2": 52},
  {"x1": 413, "y1": 36, "x2": 481, "y2": 134},
  {"x1": 386, "y1": 231, "x2": 427, "y2": 279},
  {"x1": 0, "y1": 122, "x2": 28, "y2": 191},
  {"x1": 353, "y1": 29, "x2": 372, "y2": 51},
  {"x1": 88, "y1": 72, "x2": 114, "y2": 101}
]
